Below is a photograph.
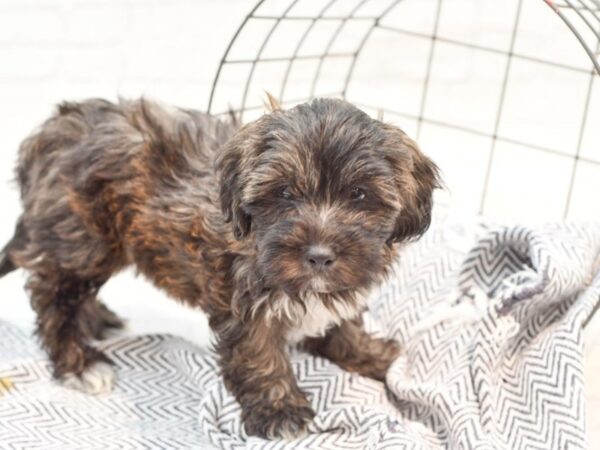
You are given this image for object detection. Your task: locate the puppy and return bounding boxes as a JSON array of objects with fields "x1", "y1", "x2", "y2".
[{"x1": 0, "y1": 97, "x2": 439, "y2": 439}]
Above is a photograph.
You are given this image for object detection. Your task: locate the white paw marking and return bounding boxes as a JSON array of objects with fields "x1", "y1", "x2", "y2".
[
  {"x1": 61, "y1": 361, "x2": 116, "y2": 395},
  {"x1": 272, "y1": 425, "x2": 308, "y2": 441}
]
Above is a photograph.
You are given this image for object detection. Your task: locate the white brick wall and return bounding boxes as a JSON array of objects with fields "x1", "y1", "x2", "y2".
[
  {"x1": 0, "y1": 0, "x2": 249, "y2": 341},
  {"x1": 0, "y1": 0, "x2": 247, "y2": 232}
]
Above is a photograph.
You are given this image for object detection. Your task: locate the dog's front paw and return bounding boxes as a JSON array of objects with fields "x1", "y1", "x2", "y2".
[
  {"x1": 243, "y1": 401, "x2": 315, "y2": 440},
  {"x1": 356, "y1": 338, "x2": 402, "y2": 381},
  {"x1": 61, "y1": 361, "x2": 116, "y2": 395}
]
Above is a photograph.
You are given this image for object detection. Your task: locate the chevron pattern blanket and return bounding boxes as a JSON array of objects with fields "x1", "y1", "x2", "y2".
[{"x1": 1, "y1": 222, "x2": 599, "y2": 449}]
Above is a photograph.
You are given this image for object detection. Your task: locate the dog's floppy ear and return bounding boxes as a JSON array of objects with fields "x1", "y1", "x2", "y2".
[
  {"x1": 216, "y1": 121, "x2": 265, "y2": 239},
  {"x1": 381, "y1": 125, "x2": 441, "y2": 244}
]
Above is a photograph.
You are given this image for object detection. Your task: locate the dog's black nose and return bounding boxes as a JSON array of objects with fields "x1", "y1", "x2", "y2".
[{"x1": 305, "y1": 246, "x2": 336, "y2": 270}]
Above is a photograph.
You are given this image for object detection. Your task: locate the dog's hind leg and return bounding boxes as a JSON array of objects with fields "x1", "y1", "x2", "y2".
[
  {"x1": 28, "y1": 271, "x2": 118, "y2": 394},
  {"x1": 79, "y1": 298, "x2": 125, "y2": 340}
]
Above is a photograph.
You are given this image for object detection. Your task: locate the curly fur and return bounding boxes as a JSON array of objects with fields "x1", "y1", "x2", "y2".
[{"x1": 0, "y1": 97, "x2": 440, "y2": 439}]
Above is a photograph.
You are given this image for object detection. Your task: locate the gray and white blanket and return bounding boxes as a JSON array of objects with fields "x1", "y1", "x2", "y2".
[{"x1": 1, "y1": 221, "x2": 599, "y2": 449}]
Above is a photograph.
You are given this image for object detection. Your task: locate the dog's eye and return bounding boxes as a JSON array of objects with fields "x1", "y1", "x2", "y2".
[
  {"x1": 281, "y1": 186, "x2": 294, "y2": 200},
  {"x1": 350, "y1": 187, "x2": 366, "y2": 201}
]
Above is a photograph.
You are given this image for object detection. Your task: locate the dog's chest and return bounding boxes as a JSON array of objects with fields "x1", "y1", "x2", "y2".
[{"x1": 269, "y1": 294, "x2": 368, "y2": 343}]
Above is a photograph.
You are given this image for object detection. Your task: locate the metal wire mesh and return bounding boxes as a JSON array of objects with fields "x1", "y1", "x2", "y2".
[{"x1": 208, "y1": 0, "x2": 600, "y2": 221}]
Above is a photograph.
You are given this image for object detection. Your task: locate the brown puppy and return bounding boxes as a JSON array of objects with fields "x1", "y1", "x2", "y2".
[{"x1": 0, "y1": 97, "x2": 439, "y2": 439}]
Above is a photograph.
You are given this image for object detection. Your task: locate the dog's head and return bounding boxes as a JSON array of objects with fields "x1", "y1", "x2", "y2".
[{"x1": 216, "y1": 98, "x2": 440, "y2": 295}]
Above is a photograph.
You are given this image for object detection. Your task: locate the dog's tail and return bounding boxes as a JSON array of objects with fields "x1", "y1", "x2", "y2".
[
  {"x1": 0, "y1": 249, "x2": 16, "y2": 278},
  {"x1": 0, "y1": 220, "x2": 26, "y2": 278}
]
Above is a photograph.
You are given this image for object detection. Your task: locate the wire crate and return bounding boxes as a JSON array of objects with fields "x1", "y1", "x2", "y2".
[{"x1": 208, "y1": 0, "x2": 600, "y2": 222}]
